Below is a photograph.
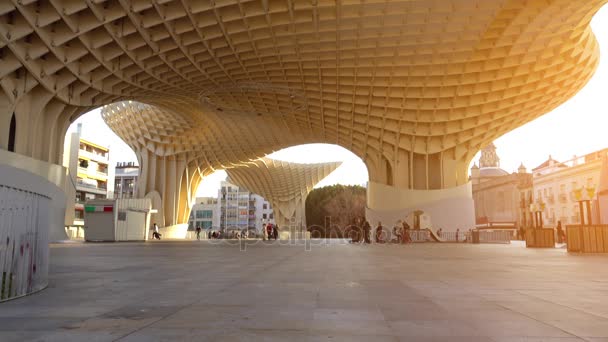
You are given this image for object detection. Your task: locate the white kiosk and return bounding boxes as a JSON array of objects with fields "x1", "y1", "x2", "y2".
[{"x1": 84, "y1": 198, "x2": 153, "y2": 241}]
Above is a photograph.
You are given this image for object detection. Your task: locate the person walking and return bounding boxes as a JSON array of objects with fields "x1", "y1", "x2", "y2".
[
  {"x1": 195, "y1": 225, "x2": 202, "y2": 240},
  {"x1": 455, "y1": 228, "x2": 460, "y2": 242},
  {"x1": 152, "y1": 223, "x2": 161, "y2": 240}
]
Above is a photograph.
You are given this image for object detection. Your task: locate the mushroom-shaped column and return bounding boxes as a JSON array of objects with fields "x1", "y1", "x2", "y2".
[{"x1": 226, "y1": 158, "x2": 341, "y2": 235}]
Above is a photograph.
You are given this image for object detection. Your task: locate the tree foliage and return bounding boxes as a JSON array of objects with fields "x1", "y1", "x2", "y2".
[{"x1": 305, "y1": 184, "x2": 366, "y2": 237}]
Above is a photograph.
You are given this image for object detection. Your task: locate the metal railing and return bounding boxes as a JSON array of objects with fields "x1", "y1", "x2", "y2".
[
  {"x1": 476, "y1": 230, "x2": 512, "y2": 244},
  {"x1": 437, "y1": 231, "x2": 468, "y2": 242},
  {"x1": 76, "y1": 180, "x2": 106, "y2": 191}
]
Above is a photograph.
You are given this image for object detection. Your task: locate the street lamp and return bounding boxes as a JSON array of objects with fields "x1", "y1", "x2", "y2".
[{"x1": 570, "y1": 186, "x2": 596, "y2": 225}]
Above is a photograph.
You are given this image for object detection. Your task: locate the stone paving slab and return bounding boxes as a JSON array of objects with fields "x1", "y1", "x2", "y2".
[{"x1": 0, "y1": 241, "x2": 607, "y2": 341}]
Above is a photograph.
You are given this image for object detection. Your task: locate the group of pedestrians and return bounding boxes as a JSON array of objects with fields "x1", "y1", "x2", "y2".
[
  {"x1": 263, "y1": 223, "x2": 279, "y2": 240},
  {"x1": 349, "y1": 217, "x2": 413, "y2": 244}
]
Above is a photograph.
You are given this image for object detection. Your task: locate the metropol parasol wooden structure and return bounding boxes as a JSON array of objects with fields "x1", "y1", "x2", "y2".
[{"x1": 1, "y1": 0, "x2": 606, "y2": 235}]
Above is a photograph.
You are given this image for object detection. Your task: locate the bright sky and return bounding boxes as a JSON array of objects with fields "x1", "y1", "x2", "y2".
[{"x1": 69, "y1": 6, "x2": 608, "y2": 197}]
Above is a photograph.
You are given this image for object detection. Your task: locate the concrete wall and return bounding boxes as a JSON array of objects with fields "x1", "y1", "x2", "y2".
[{"x1": 0, "y1": 150, "x2": 70, "y2": 241}]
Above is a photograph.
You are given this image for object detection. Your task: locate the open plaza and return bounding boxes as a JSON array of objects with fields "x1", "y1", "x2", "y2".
[{"x1": 1, "y1": 241, "x2": 607, "y2": 341}]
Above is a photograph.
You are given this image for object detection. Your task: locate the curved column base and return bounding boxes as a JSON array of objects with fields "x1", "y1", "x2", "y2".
[
  {"x1": 0, "y1": 153, "x2": 70, "y2": 301},
  {"x1": 157, "y1": 224, "x2": 189, "y2": 239},
  {"x1": 366, "y1": 181, "x2": 475, "y2": 232}
]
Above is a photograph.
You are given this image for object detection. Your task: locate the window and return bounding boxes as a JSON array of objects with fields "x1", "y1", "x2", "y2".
[
  {"x1": 572, "y1": 181, "x2": 578, "y2": 189},
  {"x1": 196, "y1": 210, "x2": 204, "y2": 219},
  {"x1": 8, "y1": 113, "x2": 15, "y2": 152},
  {"x1": 269, "y1": 213, "x2": 274, "y2": 219},
  {"x1": 263, "y1": 214, "x2": 267, "y2": 219},
  {"x1": 587, "y1": 177, "x2": 594, "y2": 187},
  {"x1": 559, "y1": 184, "x2": 566, "y2": 193},
  {"x1": 202, "y1": 210, "x2": 213, "y2": 219},
  {"x1": 263, "y1": 203, "x2": 268, "y2": 209},
  {"x1": 202, "y1": 221, "x2": 212, "y2": 229}
]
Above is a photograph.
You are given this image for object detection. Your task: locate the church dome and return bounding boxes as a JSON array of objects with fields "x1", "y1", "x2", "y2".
[{"x1": 479, "y1": 167, "x2": 509, "y2": 177}]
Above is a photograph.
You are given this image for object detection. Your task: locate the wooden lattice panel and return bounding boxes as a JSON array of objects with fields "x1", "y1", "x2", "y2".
[{"x1": 226, "y1": 157, "x2": 341, "y2": 227}]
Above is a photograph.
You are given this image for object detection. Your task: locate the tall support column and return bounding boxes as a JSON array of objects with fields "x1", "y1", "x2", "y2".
[{"x1": 135, "y1": 150, "x2": 203, "y2": 228}]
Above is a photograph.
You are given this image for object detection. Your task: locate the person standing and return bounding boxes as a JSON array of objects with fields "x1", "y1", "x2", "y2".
[
  {"x1": 556, "y1": 221, "x2": 566, "y2": 243},
  {"x1": 375, "y1": 222, "x2": 384, "y2": 243},
  {"x1": 266, "y1": 224, "x2": 273, "y2": 241},
  {"x1": 403, "y1": 225, "x2": 412, "y2": 244},
  {"x1": 195, "y1": 225, "x2": 202, "y2": 240},
  {"x1": 273, "y1": 225, "x2": 279, "y2": 240},
  {"x1": 363, "y1": 220, "x2": 371, "y2": 244},
  {"x1": 455, "y1": 228, "x2": 460, "y2": 242}
]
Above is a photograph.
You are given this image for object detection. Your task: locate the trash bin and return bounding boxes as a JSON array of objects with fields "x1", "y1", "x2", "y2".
[{"x1": 472, "y1": 230, "x2": 480, "y2": 244}]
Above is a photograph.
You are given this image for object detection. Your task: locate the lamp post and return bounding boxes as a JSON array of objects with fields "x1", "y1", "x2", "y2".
[
  {"x1": 570, "y1": 186, "x2": 596, "y2": 225},
  {"x1": 529, "y1": 201, "x2": 546, "y2": 228},
  {"x1": 221, "y1": 188, "x2": 227, "y2": 233}
]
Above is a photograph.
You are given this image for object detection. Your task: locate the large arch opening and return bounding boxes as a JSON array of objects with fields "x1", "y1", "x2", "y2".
[
  {"x1": 190, "y1": 143, "x2": 368, "y2": 239},
  {"x1": 61, "y1": 108, "x2": 138, "y2": 228}
]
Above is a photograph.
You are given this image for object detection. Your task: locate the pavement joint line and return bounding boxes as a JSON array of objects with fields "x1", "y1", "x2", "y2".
[{"x1": 491, "y1": 294, "x2": 586, "y2": 340}]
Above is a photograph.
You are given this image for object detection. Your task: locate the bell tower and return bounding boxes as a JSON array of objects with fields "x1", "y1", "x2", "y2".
[{"x1": 479, "y1": 143, "x2": 500, "y2": 168}]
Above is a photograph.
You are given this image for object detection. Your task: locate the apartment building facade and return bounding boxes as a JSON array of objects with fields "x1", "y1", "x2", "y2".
[
  {"x1": 63, "y1": 124, "x2": 113, "y2": 225},
  {"x1": 188, "y1": 180, "x2": 274, "y2": 233},
  {"x1": 114, "y1": 162, "x2": 139, "y2": 198},
  {"x1": 532, "y1": 149, "x2": 608, "y2": 226}
]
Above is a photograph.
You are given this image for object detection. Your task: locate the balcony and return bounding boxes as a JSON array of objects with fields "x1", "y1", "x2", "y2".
[
  {"x1": 96, "y1": 170, "x2": 108, "y2": 178},
  {"x1": 79, "y1": 149, "x2": 108, "y2": 163},
  {"x1": 76, "y1": 180, "x2": 107, "y2": 194}
]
